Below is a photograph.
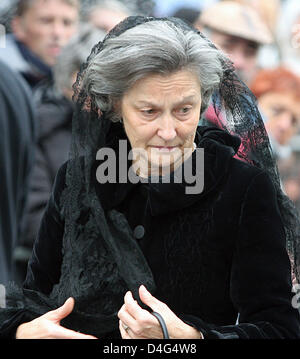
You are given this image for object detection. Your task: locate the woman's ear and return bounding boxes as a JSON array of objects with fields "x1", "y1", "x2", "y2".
[
  {"x1": 112, "y1": 99, "x2": 123, "y2": 123},
  {"x1": 112, "y1": 99, "x2": 121, "y2": 117}
]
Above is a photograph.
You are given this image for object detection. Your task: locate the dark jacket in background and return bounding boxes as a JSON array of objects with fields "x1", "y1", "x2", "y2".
[
  {"x1": 14, "y1": 85, "x2": 73, "y2": 284},
  {"x1": 0, "y1": 34, "x2": 52, "y2": 90},
  {"x1": 0, "y1": 60, "x2": 35, "y2": 286}
]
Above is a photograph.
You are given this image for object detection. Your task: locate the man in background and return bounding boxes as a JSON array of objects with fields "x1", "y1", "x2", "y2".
[
  {"x1": 82, "y1": 0, "x2": 130, "y2": 33},
  {"x1": 196, "y1": 1, "x2": 273, "y2": 85},
  {"x1": 0, "y1": 0, "x2": 79, "y2": 89}
]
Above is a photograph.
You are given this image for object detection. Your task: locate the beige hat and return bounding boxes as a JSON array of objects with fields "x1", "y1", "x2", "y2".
[{"x1": 199, "y1": 1, "x2": 273, "y2": 44}]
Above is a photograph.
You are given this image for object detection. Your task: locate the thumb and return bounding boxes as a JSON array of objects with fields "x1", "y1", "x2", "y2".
[{"x1": 45, "y1": 297, "x2": 75, "y2": 323}]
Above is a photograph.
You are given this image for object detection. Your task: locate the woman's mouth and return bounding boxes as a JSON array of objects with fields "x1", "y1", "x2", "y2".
[{"x1": 150, "y1": 146, "x2": 179, "y2": 152}]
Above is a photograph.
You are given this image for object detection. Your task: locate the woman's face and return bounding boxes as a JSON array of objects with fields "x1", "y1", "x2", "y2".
[
  {"x1": 258, "y1": 92, "x2": 300, "y2": 145},
  {"x1": 119, "y1": 70, "x2": 202, "y2": 177}
]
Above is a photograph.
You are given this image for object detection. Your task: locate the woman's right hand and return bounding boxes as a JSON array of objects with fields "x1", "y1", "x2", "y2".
[{"x1": 15, "y1": 297, "x2": 97, "y2": 339}]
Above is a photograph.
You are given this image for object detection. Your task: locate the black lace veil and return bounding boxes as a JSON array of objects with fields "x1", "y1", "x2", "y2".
[{"x1": 1, "y1": 16, "x2": 299, "y2": 337}]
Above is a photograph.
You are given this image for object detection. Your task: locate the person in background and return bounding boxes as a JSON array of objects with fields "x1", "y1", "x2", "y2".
[
  {"x1": 251, "y1": 67, "x2": 300, "y2": 215},
  {"x1": 14, "y1": 24, "x2": 105, "y2": 285},
  {"x1": 196, "y1": 1, "x2": 273, "y2": 85},
  {"x1": 153, "y1": 0, "x2": 217, "y2": 18},
  {"x1": 232, "y1": 0, "x2": 280, "y2": 35},
  {"x1": 0, "y1": 0, "x2": 17, "y2": 34},
  {"x1": 171, "y1": 7, "x2": 201, "y2": 27},
  {"x1": 276, "y1": 0, "x2": 300, "y2": 76},
  {"x1": 230, "y1": 0, "x2": 281, "y2": 70},
  {"x1": 82, "y1": 0, "x2": 130, "y2": 33},
  {"x1": 250, "y1": 67, "x2": 300, "y2": 162},
  {"x1": 0, "y1": 0, "x2": 79, "y2": 89},
  {"x1": 0, "y1": 60, "x2": 35, "y2": 287},
  {"x1": 280, "y1": 163, "x2": 300, "y2": 216}
]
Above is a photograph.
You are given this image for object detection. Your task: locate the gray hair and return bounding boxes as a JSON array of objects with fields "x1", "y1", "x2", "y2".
[
  {"x1": 83, "y1": 20, "x2": 228, "y2": 122},
  {"x1": 54, "y1": 23, "x2": 105, "y2": 93}
]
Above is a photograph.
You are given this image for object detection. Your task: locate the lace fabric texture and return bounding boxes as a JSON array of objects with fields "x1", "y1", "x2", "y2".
[{"x1": 1, "y1": 16, "x2": 300, "y2": 337}]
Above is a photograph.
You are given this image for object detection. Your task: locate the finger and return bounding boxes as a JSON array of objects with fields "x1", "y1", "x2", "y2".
[
  {"x1": 45, "y1": 297, "x2": 75, "y2": 322},
  {"x1": 139, "y1": 285, "x2": 166, "y2": 312},
  {"x1": 119, "y1": 320, "x2": 131, "y2": 339},
  {"x1": 118, "y1": 304, "x2": 138, "y2": 331},
  {"x1": 51, "y1": 323, "x2": 97, "y2": 339},
  {"x1": 124, "y1": 291, "x2": 149, "y2": 321},
  {"x1": 124, "y1": 291, "x2": 158, "y2": 335}
]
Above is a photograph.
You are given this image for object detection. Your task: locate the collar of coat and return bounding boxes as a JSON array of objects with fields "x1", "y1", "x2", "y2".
[{"x1": 92, "y1": 123, "x2": 241, "y2": 216}]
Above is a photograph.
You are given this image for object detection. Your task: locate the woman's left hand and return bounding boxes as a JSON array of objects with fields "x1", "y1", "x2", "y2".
[{"x1": 118, "y1": 285, "x2": 202, "y2": 339}]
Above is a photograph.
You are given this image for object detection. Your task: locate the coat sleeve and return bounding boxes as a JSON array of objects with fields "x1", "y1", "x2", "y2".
[
  {"x1": 15, "y1": 109, "x2": 59, "y2": 276},
  {"x1": 181, "y1": 171, "x2": 300, "y2": 338},
  {"x1": 22, "y1": 162, "x2": 66, "y2": 293},
  {"x1": 0, "y1": 163, "x2": 66, "y2": 338}
]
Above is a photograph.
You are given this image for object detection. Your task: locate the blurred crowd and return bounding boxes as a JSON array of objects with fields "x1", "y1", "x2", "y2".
[{"x1": 1, "y1": 0, "x2": 300, "y2": 287}]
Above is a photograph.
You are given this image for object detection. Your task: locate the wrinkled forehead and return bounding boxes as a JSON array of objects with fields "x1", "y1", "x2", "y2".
[{"x1": 122, "y1": 70, "x2": 202, "y2": 102}]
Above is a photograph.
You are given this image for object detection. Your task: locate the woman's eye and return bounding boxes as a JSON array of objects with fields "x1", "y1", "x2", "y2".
[
  {"x1": 178, "y1": 107, "x2": 192, "y2": 115},
  {"x1": 142, "y1": 109, "x2": 156, "y2": 115}
]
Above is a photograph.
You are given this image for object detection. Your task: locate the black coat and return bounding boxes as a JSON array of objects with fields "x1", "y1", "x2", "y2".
[
  {"x1": 0, "y1": 60, "x2": 35, "y2": 286},
  {"x1": 14, "y1": 86, "x2": 73, "y2": 284},
  {"x1": 1, "y1": 126, "x2": 299, "y2": 338}
]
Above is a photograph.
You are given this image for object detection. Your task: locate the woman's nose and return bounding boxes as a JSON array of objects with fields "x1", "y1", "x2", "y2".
[{"x1": 157, "y1": 116, "x2": 177, "y2": 141}]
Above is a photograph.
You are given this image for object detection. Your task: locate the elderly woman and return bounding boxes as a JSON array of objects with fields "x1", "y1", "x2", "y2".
[{"x1": 1, "y1": 16, "x2": 300, "y2": 339}]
